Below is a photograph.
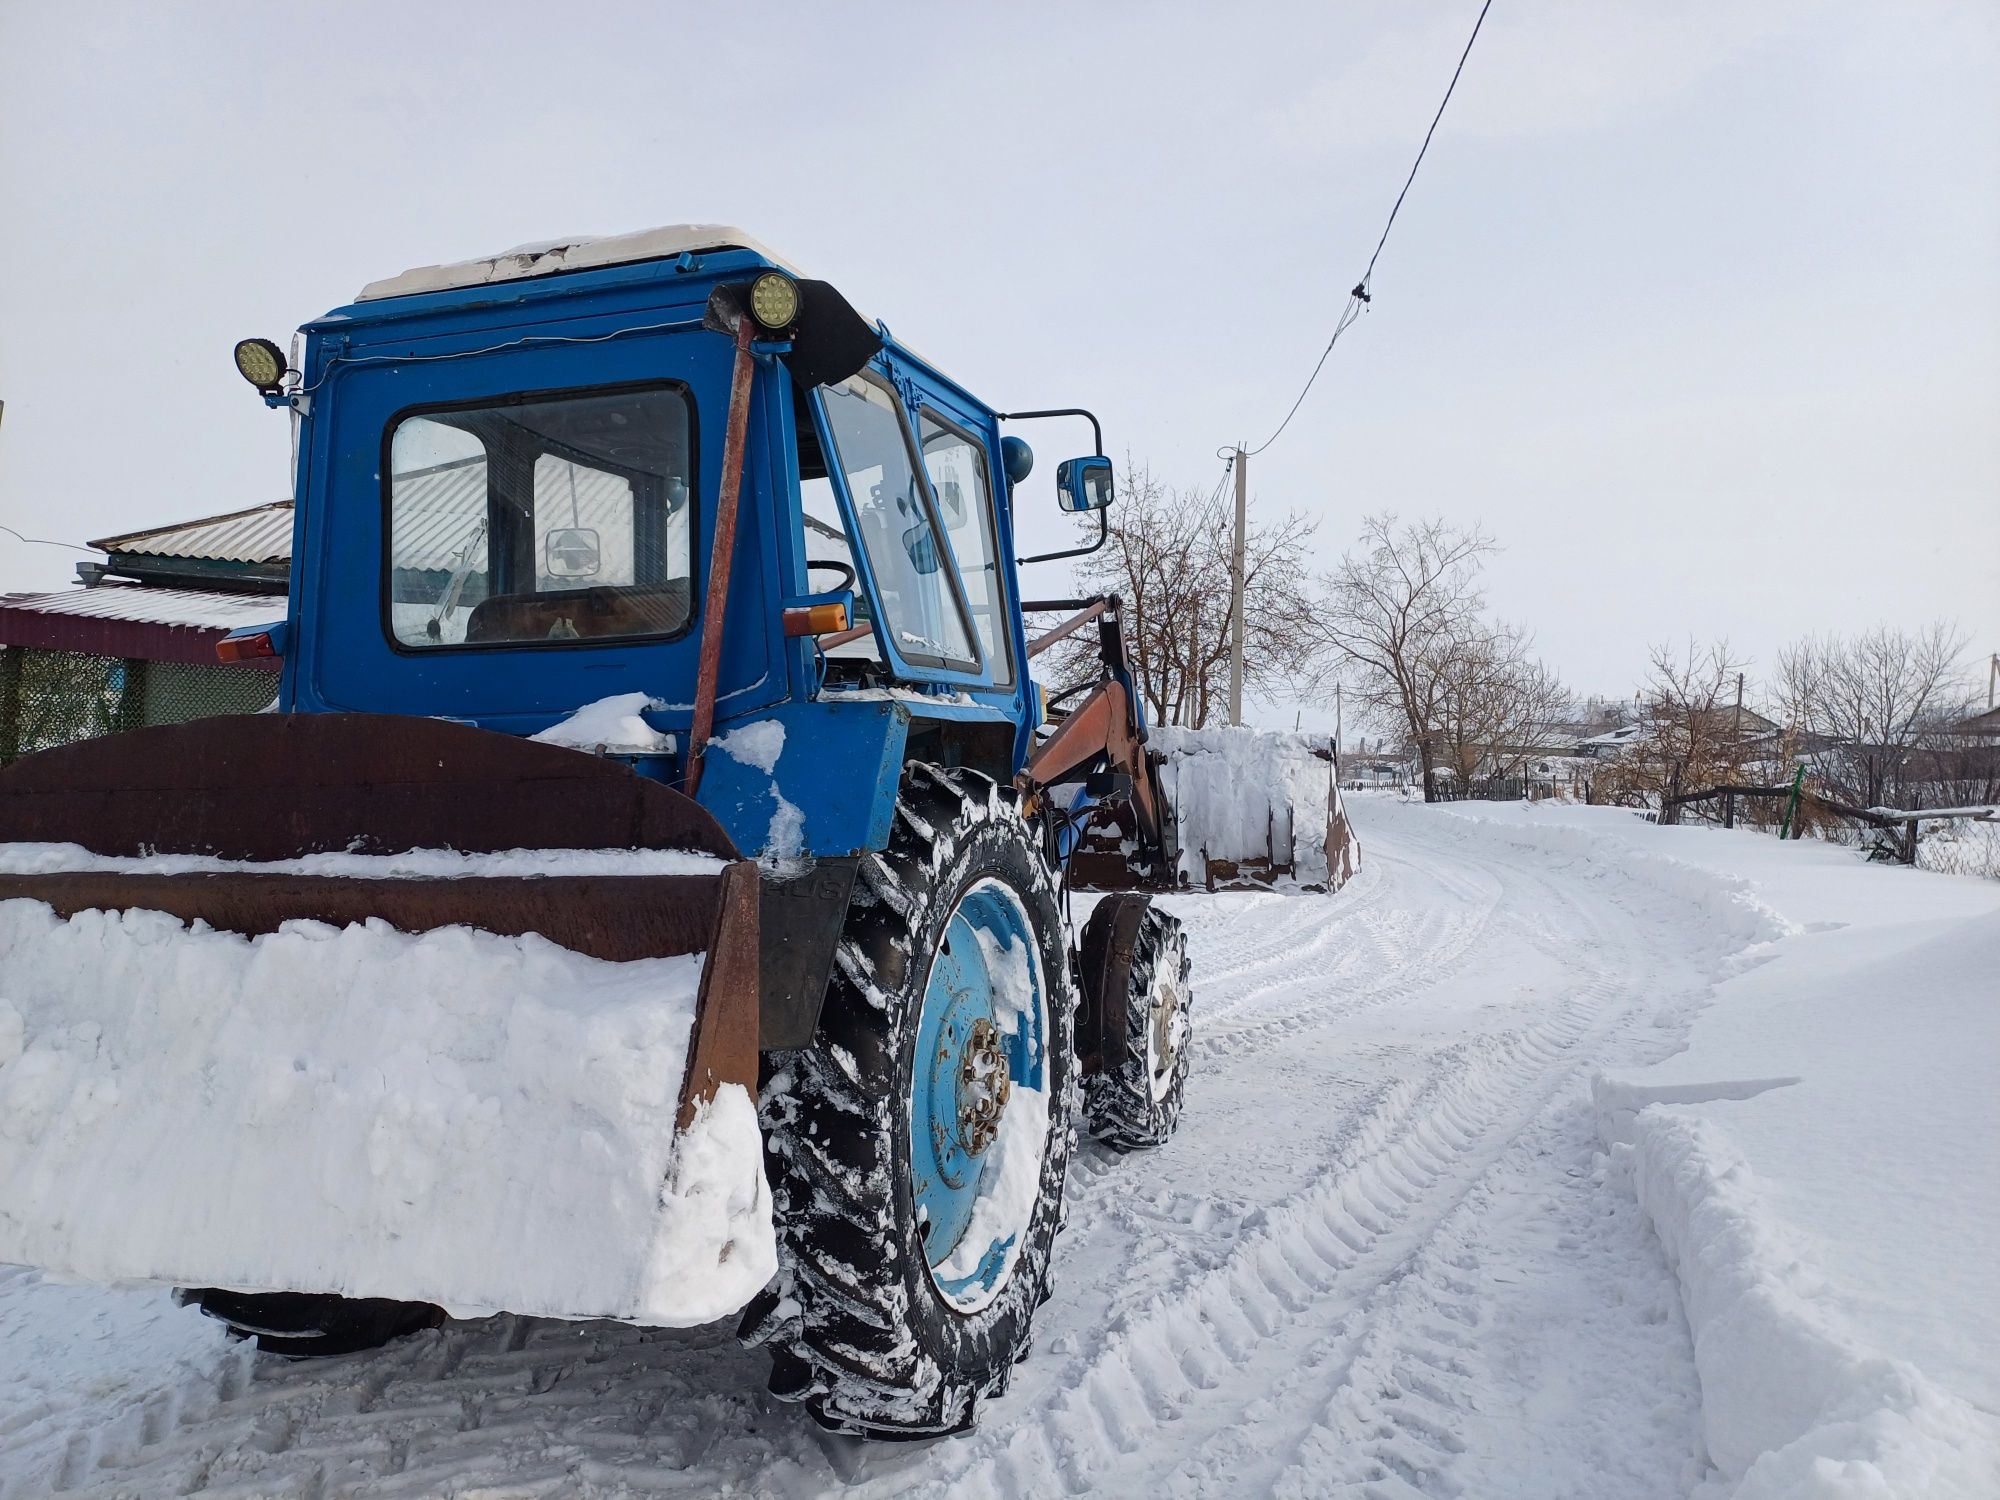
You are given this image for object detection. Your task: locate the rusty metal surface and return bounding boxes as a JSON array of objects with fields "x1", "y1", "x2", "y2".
[
  {"x1": 0, "y1": 870, "x2": 735, "y2": 964},
  {"x1": 683, "y1": 315, "x2": 758, "y2": 797},
  {"x1": 0, "y1": 712, "x2": 739, "y2": 862},
  {"x1": 1025, "y1": 598, "x2": 1112, "y2": 659},
  {"x1": 1022, "y1": 679, "x2": 1166, "y2": 853},
  {"x1": 677, "y1": 859, "x2": 762, "y2": 1126}
]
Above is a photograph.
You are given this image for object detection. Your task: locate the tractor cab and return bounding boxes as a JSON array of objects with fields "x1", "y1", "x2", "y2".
[{"x1": 242, "y1": 227, "x2": 1106, "y2": 866}]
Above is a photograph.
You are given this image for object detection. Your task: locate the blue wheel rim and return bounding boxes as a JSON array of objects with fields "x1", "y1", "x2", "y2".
[{"x1": 908, "y1": 878, "x2": 1050, "y2": 1312}]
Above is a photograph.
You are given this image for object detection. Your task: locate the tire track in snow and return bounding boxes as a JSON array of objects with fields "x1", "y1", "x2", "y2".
[
  {"x1": 881, "y1": 806, "x2": 1703, "y2": 1500},
  {"x1": 872, "y1": 990, "x2": 1635, "y2": 1494},
  {"x1": 1183, "y1": 846, "x2": 1502, "y2": 1054}
]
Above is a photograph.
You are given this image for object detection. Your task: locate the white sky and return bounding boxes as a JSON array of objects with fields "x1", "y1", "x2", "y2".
[{"x1": 2, "y1": 1, "x2": 1995, "y2": 720}]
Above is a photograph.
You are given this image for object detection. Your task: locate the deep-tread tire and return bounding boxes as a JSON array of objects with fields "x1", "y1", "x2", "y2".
[
  {"x1": 1079, "y1": 895, "x2": 1192, "y2": 1151},
  {"x1": 181, "y1": 1289, "x2": 444, "y2": 1357},
  {"x1": 758, "y1": 763, "x2": 1078, "y2": 1437}
]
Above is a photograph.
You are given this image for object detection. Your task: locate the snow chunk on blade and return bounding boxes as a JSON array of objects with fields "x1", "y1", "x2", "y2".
[{"x1": 0, "y1": 899, "x2": 774, "y2": 1327}]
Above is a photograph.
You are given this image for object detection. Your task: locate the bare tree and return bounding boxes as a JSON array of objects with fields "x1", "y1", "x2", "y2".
[
  {"x1": 1430, "y1": 629, "x2": 1574, "y2": 784},
  {"x1": 1771, "y1": 622, "x2": 1974, "y2": 808},
  {"x1": 1306, "y1": 514, "x2": 1497, "y2": 800},
  {"x1": 1058, "y1": 464, "x2": 1318, "y2": 728},
  {"x1": 1597, "y1": 638, "x2": 1751, "y2": 821}
]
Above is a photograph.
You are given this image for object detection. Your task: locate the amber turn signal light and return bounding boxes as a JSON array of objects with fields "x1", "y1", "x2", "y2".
[
  {"x1": 215, "y1": 631, "x2": 277, "y2": 663},
  {"x1": 783, "y1": 602, "x2": 851, "y2": 637}
]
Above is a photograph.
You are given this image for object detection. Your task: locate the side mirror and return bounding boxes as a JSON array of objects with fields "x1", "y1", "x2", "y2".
[
  {"x1": 1056, "y1": 454, "x2": 1115, "y2": 513},
  {"x1": 544, "y1": 527, "x2": 603, "y2": 579}
]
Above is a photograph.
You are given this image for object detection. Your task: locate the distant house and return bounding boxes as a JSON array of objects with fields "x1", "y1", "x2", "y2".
[
  {"x1": 1946, "y1": 704, "x2": 2000, "y2": 746},
  {"x1": 0, "y1": 502, "x2": 290, "y2": 762},
  {"x1": 1575, "y1": 724, "x2": 1643, "y2": 759}
]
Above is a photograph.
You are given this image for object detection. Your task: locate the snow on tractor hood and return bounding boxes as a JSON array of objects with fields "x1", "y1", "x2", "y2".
[{"x1": 0, "y1": 895, "x2": 775, "y2": 1326}]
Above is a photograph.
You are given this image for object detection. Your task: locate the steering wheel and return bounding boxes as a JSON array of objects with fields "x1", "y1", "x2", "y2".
[{"x1": 807, "y1": 559, "x2": 858, "y2": 592}]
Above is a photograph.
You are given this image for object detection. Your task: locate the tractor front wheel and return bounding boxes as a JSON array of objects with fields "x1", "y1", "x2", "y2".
[{"x1": 1079, "y1": 894, "x2": 1192, "y2": 1151}]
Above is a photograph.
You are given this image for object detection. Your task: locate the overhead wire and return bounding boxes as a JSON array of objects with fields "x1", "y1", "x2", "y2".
[
  {"x1": 1239, "y1": 0, "x2": 1495, "y2": 459},
  {"x1": 0, "y1": 524, "x2": 98, "y2": 555}
]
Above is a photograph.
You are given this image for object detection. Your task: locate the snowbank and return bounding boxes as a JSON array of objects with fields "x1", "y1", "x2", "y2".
[
  {"x1": 0, "y1": 899, "x2": 774, "y2": 1327},
  {"x1": 1150, "y1": 725, "x2": 1355, "y2": 886},
  {"x1": 1427, "y1": 802, "x2": 2000, "y2": 1496}
]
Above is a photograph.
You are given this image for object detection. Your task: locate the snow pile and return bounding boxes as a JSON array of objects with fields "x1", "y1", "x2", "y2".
[
  {"x1": 1431, "y1": 801, "x2": 2000, "y2": 1496},
  {"x1": 1150, "y1": 725, "x2": 1352, "y2": 886},
  {"x1": 0, "y1": 899, "x2": 774, "y2": 1327},
  {"x1": 529, "y1": 692, "x2": 674, "y2": 753}
]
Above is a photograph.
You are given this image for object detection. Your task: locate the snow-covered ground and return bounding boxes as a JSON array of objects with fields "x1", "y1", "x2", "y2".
[{"x1": 0, "y1": 795, "x2": 1991, "y2": 1497}]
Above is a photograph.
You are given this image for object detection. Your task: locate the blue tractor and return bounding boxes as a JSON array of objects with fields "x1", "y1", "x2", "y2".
[{"x1": 0, "y1": 228, "x2": 1202, "y2": 1436}]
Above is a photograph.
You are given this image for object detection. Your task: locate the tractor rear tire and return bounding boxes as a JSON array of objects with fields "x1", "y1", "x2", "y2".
[
  {"x1": 1079, "y1": 894, "x2": 1192, "y2": 1151},
  {"x1": 180, "y1": 1289, "x2": 444, "y2": 1357},
  {"x1": 757, "y1": 763, "x2": 1078, "y2": 1437}
]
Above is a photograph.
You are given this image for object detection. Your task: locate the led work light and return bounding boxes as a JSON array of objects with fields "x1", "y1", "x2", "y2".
[
  {"x1": 748, "y1": 271, "x2": 801, "y2": 331},
  {"x1": 233, "y1": 337, "x2": 289, "y2": 393}
]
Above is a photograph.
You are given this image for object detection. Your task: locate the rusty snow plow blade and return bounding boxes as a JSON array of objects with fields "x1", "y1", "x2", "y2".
[{"x1": 0, "y1": 714, "x2": 775, "y2": 1327}]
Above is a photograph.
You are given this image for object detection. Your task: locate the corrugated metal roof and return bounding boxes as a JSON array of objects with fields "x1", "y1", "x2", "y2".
[
  {"x1": 90, "y1": 502, "x2": 294, "y2": 564},
  {"x1": 0, "y1": 586, "x2": 284, "y2": 631}
]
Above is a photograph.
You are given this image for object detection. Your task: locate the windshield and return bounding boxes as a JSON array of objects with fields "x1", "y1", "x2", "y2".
[
  {"x1": 818, "y1": 374, "x2": 977, "y2": 670},
  {"x1": 384, "y1": 385, "x2": 693, "y2": 649}
]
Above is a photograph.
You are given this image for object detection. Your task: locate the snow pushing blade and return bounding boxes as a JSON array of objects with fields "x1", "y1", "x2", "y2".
[{"x1": 0, "y1": 713, "x2": 773, "y2": 1324}]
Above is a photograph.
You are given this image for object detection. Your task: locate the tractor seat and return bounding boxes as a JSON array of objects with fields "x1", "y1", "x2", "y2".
[{"x1": 464, "y1": 582, "x2": 691, "y2": 644}]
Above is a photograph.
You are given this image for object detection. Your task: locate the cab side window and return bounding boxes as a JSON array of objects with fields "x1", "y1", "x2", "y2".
[
  {"x1": 817, "y1": 373, "x2": 977, "y2": 672},
  {"x1": 917, "y1": 410, "x2": 1012, "y2": 687}
]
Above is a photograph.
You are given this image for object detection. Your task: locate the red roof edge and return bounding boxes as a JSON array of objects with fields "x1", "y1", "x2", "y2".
[{"x1": 0, "y1": 605, "x2": 281, "y2": 671}]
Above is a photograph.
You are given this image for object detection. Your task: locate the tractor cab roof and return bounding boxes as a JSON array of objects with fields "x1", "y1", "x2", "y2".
[{"x1": 355, "y1": 224, "x2": 801, "y2": 303}]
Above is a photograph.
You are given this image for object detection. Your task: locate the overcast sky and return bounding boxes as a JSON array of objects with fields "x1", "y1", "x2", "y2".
[{"x1": 2, "y1": 1, "x2": 1995, "y2": 722}]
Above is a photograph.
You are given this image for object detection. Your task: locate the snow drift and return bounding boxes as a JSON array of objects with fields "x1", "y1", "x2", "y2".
[
  {"x1": 0, "y1": 896, "x2": 774, "y2": 1327},
  {"x1": 1431, "y1": 801, "x2": 2000, "y2": 1497}
]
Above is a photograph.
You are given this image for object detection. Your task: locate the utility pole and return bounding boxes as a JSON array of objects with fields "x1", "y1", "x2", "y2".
[
  {"x1": 1725, "y1": 671, "x2": 1744, "y2": 829},
  {"x1": 1228, "y1": 447, "x2": 1247, "y2": 727},
  {"x1": 1989, "y1": 652, "x2": 1998, "y2": 709},
  {"x1": 1335, "y1": 680, "x2": 1343, "y2": 759}
]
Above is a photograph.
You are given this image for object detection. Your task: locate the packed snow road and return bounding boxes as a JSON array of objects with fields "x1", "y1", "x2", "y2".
[{"x1": 1, "y1": 796, "x2": 1725, "y2": 1498}]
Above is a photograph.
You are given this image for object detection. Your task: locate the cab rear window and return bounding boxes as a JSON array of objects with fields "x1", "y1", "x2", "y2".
[{"x1": 384, "y1": 384, "x2": 694, "y2": 650}]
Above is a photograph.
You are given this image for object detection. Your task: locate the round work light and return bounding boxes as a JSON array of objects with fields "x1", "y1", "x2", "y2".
[
  {"x1": 747, "y1": 271, "x2": 801, "y2": 331},
  {"x1": 233, "y1": 337, "x2": 289, "y2": 392}
]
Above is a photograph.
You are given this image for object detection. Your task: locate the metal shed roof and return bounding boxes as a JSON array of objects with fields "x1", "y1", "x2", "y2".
[
  {"x1": 90, "y1": 502, "x2": 294, "y2": 564},
  {"x1": 1, "y1": 586, "x2": 283, "y2": 631},
  {"x1": 0, "y1": 586, "x2": 284, "y2": 669}
]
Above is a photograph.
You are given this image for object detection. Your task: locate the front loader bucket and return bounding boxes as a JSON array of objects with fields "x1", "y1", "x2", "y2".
[
  {"x1": 1070, "y1": 728, "x2": 1361, "y2": 892},
  {"x1": 0, "y1": 713, "x2": 775, "y2": 1327}
]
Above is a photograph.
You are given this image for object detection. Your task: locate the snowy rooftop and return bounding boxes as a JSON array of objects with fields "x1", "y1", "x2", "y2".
[
  {"x1": 356, "y1": 224, "x2": 799, "y2": 303},
  {"x1": 0, "y1": 585, "x2": 284, "y2": 631}
]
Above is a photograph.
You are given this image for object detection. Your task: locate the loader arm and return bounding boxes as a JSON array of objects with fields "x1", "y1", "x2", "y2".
[{"x1": 1017, "y1": 595, "x2": 1174, "y2": 878}]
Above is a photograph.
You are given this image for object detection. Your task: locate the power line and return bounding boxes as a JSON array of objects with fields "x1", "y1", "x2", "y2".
[
  {"x1": 1242, "y1": 0, "x2": 1496, "y2": 458},
  {"x1": 0, "y1": 524, "x2": 97, "y2": 555}
]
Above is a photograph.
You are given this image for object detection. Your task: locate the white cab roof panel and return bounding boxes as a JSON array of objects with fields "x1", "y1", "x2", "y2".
[{"x1": 355, "y1": 224, "x2": 799, "y2": 303}]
